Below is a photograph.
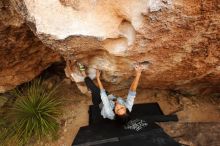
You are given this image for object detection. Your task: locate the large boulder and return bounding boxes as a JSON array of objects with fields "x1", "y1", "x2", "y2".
[
  {"x1": 0, "y1": 0, "x2": 61, "y2": 93},
  {"x1": 10, "y1": 0, "x2": 220, "y2": 94}
]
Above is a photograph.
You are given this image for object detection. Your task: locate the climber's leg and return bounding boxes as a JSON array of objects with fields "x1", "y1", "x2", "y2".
[{"x1": 84, "y1": 77, "x2": 101, "y2": 105}]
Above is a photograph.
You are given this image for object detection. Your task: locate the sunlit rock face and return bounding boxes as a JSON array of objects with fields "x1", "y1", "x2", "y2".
[
  {"x1": 11, "y1": 0, "x2": 220, "y2": 95},
  {"x1": 0, "y1": 0, "x2": 61, "y2": 93}
]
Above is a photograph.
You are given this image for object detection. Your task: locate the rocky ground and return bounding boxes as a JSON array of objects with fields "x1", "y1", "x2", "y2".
[
  {"x1": 160, "y1": 122, "x2": 220, "y2": 146},
  {"x1": 34, "y1": 74, "x2": 220, "y2": 146}
]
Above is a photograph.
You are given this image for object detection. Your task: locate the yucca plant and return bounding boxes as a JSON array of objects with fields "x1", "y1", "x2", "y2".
[
  {"x1": 5, "y1": 79, "x2": 63, "y2": 145},
  {"x1": 0, "y1": 95, "x2": 7, "y2": 107}
]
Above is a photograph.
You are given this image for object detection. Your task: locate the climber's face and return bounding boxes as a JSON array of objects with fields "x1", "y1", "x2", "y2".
[{"x1": 114, "y1": 102, "x2": 126, "y2": 116}]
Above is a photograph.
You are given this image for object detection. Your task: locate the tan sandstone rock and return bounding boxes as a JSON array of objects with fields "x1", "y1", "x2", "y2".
[
  {"x1": 7, "y1": 0, "x2": 220, "y2": 94},
  {"x1": 0, "y1": 0, "x2": 61, "y2": 92}
]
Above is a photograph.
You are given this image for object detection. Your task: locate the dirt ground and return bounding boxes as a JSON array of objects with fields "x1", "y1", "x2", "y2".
[
  {"x1": 37, "y1": 78, "x2": 220, "y2": 146},
  {"x1": 160, "y1": 122, "x2": 220, "y2": 146}
]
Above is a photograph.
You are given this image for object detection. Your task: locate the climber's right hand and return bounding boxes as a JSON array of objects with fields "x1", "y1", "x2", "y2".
[{"x1": 96, "y1": 69, "x2": 101, "y2": 78}]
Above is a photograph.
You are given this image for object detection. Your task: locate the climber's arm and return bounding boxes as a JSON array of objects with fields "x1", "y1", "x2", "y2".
[
  {"x1": 129, "y1": 65, "x2": 143, "y2": 92},
  {"x1": 96, "y1": 70, "x2": 104, "y2": 90},
  {"x1": 96, "y1": 70, "x2": 115, "y2": 119},
  {"x1": 125, "y1": 64, "x2": 143, "y2": 111}
]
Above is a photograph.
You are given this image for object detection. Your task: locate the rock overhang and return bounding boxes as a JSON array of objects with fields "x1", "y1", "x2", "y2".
[{"x1": 7, "y1": 0, "x2": 220, "y2": 95}]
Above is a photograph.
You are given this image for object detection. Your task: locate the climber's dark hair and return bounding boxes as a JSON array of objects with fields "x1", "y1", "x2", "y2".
[{"x1": 115, "y1": 109, "x2": 131, "y2": 125}]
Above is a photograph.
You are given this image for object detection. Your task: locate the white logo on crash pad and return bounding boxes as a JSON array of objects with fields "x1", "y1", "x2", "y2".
[{"x1": 124, "y1": 119, "x2": 148, "y2": 131}]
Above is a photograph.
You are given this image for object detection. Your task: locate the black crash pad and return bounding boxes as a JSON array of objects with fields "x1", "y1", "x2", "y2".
[
  {"x1": 89, "y1": 103, "x2": 178, "y2": 124},
  {"x1": 72, "y1": 122, "x2": 180, "y2": 146},
  {"x1": 72, "y1": 103, "x2": 180, "y2": 146}
]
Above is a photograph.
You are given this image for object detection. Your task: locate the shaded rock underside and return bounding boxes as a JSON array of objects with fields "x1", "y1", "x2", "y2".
[{"x1": 0, "y1": 0, "x2": 61, "y2": 92}]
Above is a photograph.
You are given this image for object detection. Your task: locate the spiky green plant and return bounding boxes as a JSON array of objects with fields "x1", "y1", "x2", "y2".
[
  {"x1": 1, "y1": 79, "x2": 63, "y2": 145},
  {"x1": 0, "y1": 96, "x2": 7, "y2": 107}
]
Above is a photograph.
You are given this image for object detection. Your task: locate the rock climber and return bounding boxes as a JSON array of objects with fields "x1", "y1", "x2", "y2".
[{"x1": 66, "y1": 61, "x2": 144, "y2": 124}]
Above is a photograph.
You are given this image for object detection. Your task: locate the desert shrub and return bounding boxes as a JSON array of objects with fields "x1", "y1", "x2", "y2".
[
  {"x1": 0, "y1": 79, "x2": 63, "y2": 145},
  {"x1": 0, "y1": 109, "x2": 17, "y2": 146},
  {"x1": 0, "y1": 96, "x2": 7, "y2": 107}
]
